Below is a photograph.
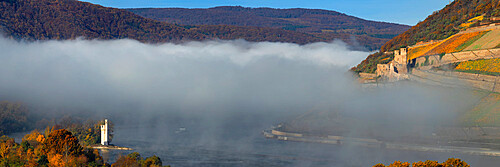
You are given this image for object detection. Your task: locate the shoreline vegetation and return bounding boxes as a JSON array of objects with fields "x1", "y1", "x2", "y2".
[
  {"x1": 0, "y1": 128, "x2": 167, "y2": 166},
  {"x1": 0, "y1": 102, "x2": 164, "y2": 166},
  {"x1": 264, "y1": 128, "x2": 500, "y2": 157},
  {"x1": 373, "y1": 158, "x2": 470, "y2": 167}
]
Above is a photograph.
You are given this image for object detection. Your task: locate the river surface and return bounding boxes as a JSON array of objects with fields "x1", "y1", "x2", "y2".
[{"x1": 104, "y1": 123, "x2": 500, "y2": 167}]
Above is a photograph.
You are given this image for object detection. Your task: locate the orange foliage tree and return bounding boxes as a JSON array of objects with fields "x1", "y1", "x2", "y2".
[
  {"x1": 41, "y1": 129, "x2": 83, "y2": 157},
  {"x1": 112, "y1": 152, "x2": 163, "y2": 167}
]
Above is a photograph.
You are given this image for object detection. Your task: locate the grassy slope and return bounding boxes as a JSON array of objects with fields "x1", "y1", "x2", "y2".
[
  {"x1": 460, "y1": 93, "x2": 500, "y2": 127},
  {"x1": 464, "y1": 29, "x2": 500, "y2": 50}
]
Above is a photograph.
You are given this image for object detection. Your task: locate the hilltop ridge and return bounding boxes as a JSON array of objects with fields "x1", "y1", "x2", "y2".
[
  {"x1": 129, "y1": 6, "x2": 410, "y2": 50},
  {"x1": 0, "y1": 0, "x2": 205, "y2": 42},
  {"x1": 0, "y1": 0, "x2": 409, "y2": 49},
  {"x1": 0, "y1": 0, "x2": 328, "y2": 44}
]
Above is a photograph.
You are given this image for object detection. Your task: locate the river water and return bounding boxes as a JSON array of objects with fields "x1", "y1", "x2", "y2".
[
  {"x1": 8, "y1": 116, "x2": 500, "y2": 166},
  {"x1": 105, "y1": 121, "x2": 500, "y2": 167}
]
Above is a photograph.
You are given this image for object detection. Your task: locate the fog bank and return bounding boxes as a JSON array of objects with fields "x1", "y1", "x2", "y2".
[
  {"x1": 0, "y1": 37, "x2": 477, "y2": 127},
  {"x1": 0, "y1": 38, "x2": 368, "y2": 117}
]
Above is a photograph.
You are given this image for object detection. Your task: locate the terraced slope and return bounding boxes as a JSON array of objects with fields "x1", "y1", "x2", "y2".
[
  {"x1": 464, "y1": 29, "x2": 500, "y2": 50},
  {"x1": 407, "y1": 24, "x2": 500, "y2": 60},
  {"x1": 407, "y1": 30, "x2": 490, "y2": 60},
  {"x1": 408, "y1": 42, "x2": 443, "y2": 60},
  {"x1": 425, "y1": 31, "x2": 489, "y2": 56},
  {"x1": 353, "y1": 0, "x2": 500, "y2": 73}
]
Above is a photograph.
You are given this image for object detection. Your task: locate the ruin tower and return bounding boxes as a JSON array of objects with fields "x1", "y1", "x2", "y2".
[
  {"x1": 394, "y1": 48, "x2": 408, "y2": 65},
  {"x1": 400, "y1": 48, "x2": 407, "y2": 64},
  {"x1": 100, "y1": 119, "x2": 109, "y2": 145},
  {"x1": 394, "y1": 50, "x2": 400, "y2": 57}
]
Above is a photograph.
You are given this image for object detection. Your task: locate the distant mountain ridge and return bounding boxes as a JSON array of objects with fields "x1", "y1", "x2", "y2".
[
  {"x1": 0, "y1": 0, "x2": 205, "y2": 42},
  {"x1": 128, "y1": 6, "x2": 410, "y2": 50},
  {"x1": 0, "y1": 0, "x2": 409, "y2": 50},
  {"x1": 0, "y1": 0, "x2": 331, "y2": 44}
]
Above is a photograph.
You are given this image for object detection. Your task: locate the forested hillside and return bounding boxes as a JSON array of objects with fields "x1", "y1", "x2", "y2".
[
  {"x1": 186, "y1": 25, "x2": 321, "y2": 44},
  {"x1": 0, "y1": 0, "x2": 329, "y2": 45},
  {"x1": 129, "y1": 6, "x2": 410, "y2": 50},
  {"x1": 0, "y1": 0, "x2": 207, "y2": 42},
  {"x1": 353, "y1": 0, "x2": 500, "y2": 73}
]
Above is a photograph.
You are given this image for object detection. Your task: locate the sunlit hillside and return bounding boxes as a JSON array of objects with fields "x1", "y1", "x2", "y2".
[{"x1": 354, "y1": 0, "x2": 500, "y2": 73}]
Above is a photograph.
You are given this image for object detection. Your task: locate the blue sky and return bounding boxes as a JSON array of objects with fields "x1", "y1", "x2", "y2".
[{"x1": 80, "y1": 0, "x2": 451, "y2": 25}]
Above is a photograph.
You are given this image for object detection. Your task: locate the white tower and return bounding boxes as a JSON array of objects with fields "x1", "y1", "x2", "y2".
[{"x1": 100, "y1": 119, "x2": 109, "y2": 145}]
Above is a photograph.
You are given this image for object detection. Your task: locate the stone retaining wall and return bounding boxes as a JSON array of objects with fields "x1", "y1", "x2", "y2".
[
  {"x1": 410, "y1": 69, "x2": 500, "y2": 93},
  {"x1": 415, "y1": 48, "x2": 500, "y2": 68},
  {"x1": 359, "y1": 73, "x2": 377, "y2": 79}
]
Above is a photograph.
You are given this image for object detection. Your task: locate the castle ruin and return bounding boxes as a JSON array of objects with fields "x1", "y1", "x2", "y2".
[{"x1": 376, "y1": 48, "x2": 409, "y2": 81}]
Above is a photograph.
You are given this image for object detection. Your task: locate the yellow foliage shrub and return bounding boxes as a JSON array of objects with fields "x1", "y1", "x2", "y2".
[
  {"x1": 374, "y1": 158, "x2": 469, "y2": 167},
  {"x1": 455, "y1": 58, "x2": 500, "y2": 73},
  {"x1": 22, "y1": 130, "x2": 44, "y2": 147},
  {"x1": 460, "y1": 15, "x2": 484, "y2": 28}
]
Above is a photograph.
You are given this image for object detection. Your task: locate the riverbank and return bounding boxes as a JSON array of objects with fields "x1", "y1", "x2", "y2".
[{"x1": 263, "y1": 129, "x2": 500, "y2": 157}]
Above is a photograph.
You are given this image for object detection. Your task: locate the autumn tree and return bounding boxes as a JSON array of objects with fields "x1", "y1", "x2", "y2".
[
  {"x1": 144, "y1": 155, "x2": 162, "y2": 167},
  {"x1": 112, "y1": 155, "x2": 140, "y2": 167},
  {"x1": 112, "y1": 152, "x2": 164, "y2": 167},
  {"x1": 22, "y1": 130, "x2": 45, "y2": 147},
  {"x1": 41, "y1": 129, "x2": 83, "y2": 157},
  {"x1": 442, "y1": 158, "x2": 469, "y2": 167}
]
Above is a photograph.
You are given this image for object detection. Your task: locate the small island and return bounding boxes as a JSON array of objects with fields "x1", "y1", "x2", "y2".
[
  {"x1": 88, "y1": 144, "x2": 133, "y2": 150},
  {"x1": 87, "y1": 119, "x2": 132, "y2": 150}
]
